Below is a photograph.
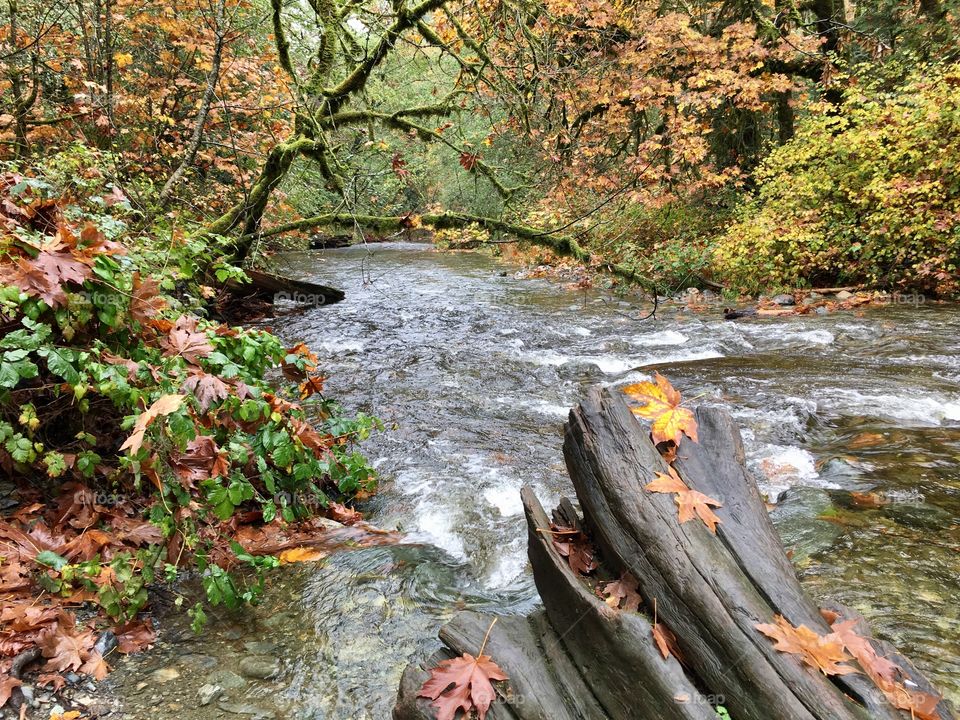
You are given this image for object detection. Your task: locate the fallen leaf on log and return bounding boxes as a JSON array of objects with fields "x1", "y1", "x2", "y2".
[
  {"x1": 652, "y1": 622, "x2": 682, "y2": 660},
  {"x1": 829, "y1": 619, "x2": 941, "y2": 720},
  {"x1": 623, "y1": 372, "x2": 698, "y2": 447},
  {"x1": 645, "y1": 470, "x2": 723, "y2": 533},
  {"x1": 600, "y1": 572, "x2": 641, "y2": 612},
  {"x1": 418, "y1": 651, "x2": 508, "y2": 720},
  {"x1": 549, "y1": 524, "x2": 598, "y2": 575},
  {"x1": 755, "y1": 615, "x2": 855, "y2": 676}
]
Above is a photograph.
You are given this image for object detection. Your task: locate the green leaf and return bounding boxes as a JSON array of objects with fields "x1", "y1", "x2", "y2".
[{"x1": 36, "y1": 550, "x2": 69, "y2": 571}]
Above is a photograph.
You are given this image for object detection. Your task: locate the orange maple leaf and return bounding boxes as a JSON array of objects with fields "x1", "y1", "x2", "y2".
[
  {"x1": 418, "y1": 651, "x2": 508, "y2": 720},
  {"x1": 623, "y1": 372, "x2": 698, "y2": 447},
  {"x1": 755, "y1": 615, "x2": 855, "y2": 676},
  {"x1": 645, "y1": 470, "x2": 723, "y2": 533}
]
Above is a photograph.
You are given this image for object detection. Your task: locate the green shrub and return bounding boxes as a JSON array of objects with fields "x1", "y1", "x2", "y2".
[{"x1": 713, "y1": 63, "x2": 960, "y2": 295}]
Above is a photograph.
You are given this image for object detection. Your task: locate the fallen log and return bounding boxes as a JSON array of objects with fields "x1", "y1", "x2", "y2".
[
  {"x1": 226, "y1": 268, "x2": 345, "y2": 305},
  {"x1": 393, "y1": 387, "x2": 955, "y2": 720}
]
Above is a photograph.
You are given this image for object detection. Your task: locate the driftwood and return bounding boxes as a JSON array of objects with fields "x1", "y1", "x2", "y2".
[{"x1": 393, "y1": 388, "x2": 955, "y2": 720}]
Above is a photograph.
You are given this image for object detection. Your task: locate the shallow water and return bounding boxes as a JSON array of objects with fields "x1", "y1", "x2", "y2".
[{"x1": 104, "y1": 243, "x2": 960, "y2": 717}]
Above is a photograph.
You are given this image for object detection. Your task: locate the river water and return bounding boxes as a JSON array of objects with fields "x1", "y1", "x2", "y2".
[{"x1": 104, "y1": 242, "x2": 960, "y2": 719}]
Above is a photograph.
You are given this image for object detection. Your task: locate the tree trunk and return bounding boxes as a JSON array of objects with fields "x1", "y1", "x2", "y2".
[
  {"x1": 159, "y1": 0, "x2": 227, "y2": 202},
  {"x1": 393, "y1": 388, "x2": 956, "y2": 720}
]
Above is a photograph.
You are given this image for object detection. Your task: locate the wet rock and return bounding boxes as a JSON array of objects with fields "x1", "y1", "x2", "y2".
[
  {"x1": 218, "y1": 701, "x2": 276, "y2": 719},
  {"x1": 238, "y1": 655, "x2": 280, "y2": 680},
  {"x1": 197, "y1": 684, "x2": 222, "y2": 706},
  {"x1": 149, "y1": 667, "x2": 181, "y2": 683},
  {"x1": 770, "y1": 487, "x2": 843, "y2": 563},
  {"x1": 209, "y1": 670, "x2": 247, "y2": 689},
  {"x1": 885, "y1": 503, "x2": 953, "y2": 531},
  {"x1": 94, "y1": 630, "x2": 118, "y2": 658},
  {"x1": 835, "y1": 290, "x2": 854, "y2": 300},
  {"x1": 18, "y1": 686, "x2": 33, "y2": 703},
  {"x1": 179, "y1": 653, "x2": 218, "y2": 670},
  {"x1": 815, "y1": 306, "x2": 830, "y2": 315},
  {"x1": 772, "y1": 293, "x2": 795, "y2": 306}
]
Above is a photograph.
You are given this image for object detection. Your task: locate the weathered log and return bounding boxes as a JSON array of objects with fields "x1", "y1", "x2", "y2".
[
  {"x1": 227, "y1": 268, "x2": 345, "y2": 305},
  {"x1": 393, "y1": 388, "x2": 955, "y2": 720}
]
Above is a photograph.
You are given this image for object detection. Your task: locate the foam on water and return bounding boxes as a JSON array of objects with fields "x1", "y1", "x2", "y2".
[{"x1": 825, "y1": 389, "x2": 960, "y2": 424}]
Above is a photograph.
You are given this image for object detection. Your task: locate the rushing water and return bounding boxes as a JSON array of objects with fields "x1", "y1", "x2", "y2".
[{"x1": 104, "y1": 242, "x2": 960, "y2": 719}]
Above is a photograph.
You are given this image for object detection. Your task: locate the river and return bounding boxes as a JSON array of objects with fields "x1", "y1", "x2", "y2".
[{"x1": 102, "y1": 242, "x2": 960, "y2": 719}]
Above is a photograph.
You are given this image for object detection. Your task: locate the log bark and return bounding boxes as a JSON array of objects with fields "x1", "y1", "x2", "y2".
[{"x1": 393, "y1": 388, "x2": 955, "y2": 720}]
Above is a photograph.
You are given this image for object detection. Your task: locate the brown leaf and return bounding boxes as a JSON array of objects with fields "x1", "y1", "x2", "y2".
[
  {"x1": 37, "y1": 619, "x2": 96, "y2": 673},
  {"x1": 652, "y1": 622, "x2": 681, "y2": 660},
  {"x1": 114, "y1": 619, "x2": 156, "y2": 654},
  {"x1": 181, "y1": 368, "x2": 229, "y2": 412},
  {"x1": 755, "y1": 615, "x2": 855, "y2": 676},
  {"x1": 0, "y1": 675, "x2": 22, "y2": 707},
  {"x1": 120, "y1": 394, "x2": 185, "y2": 454},
  {"x1": 601, "y1": 572, "x2": 641, "y2": 612},
  {"x1": 418, "y1": 651, "x2": 508, "y2": 720},
  {"x1": 623, "y1": 372, "x2": 698, "y2": 447},
  {"x1": 550, "y1": 524, "x2": 598, "y2": 576},
  {"x1": 129, "y1": 273, "x2": 168, "y2": 327},
  {"x1": 161, "y1": 316, "x2": 213, "y2": 364}
]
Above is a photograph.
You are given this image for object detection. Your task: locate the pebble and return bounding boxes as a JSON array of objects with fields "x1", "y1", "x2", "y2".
[
  {"x1": 197, "y1": 684, "x2": 223, "y2": 706},
  {"x1": 94, "y1": 630, "x2": 119, "y2": 658},
  {"x1": 149, "y1": 667, "x2": 181, "y2": 683},
  {"x1": 238, "y1": 655, "x2": 280, "y2": 680}
]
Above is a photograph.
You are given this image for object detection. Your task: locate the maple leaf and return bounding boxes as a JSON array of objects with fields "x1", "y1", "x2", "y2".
[
  {"x1": 600, "y1": 572, "x2": 641, "y2": 612},
  {"x1": 299, "y1": 373, "x2": 325, "y2": 400},
  {"x1": 652, "y1": 622, "x2": 682, "y2": 660},
  {"x1": 120, "y1": 394, "x2": 185, "y2": 454},
  {"x1": 181, "y1": 368, "x2": 229, "y2": 412},
  {"x1": 623, "y1": 372, "x2": 698, "y2": 447},
  {"x1": 162, "y1": 316, "x2": 213, "y2": 364},
  {"x1": 550, "y1": 524, "x2": 598, "y2": 576},
  {"x1": 129, "y1": 272, "x2": 168, "y2": 327},
  {"x1": 829, "y1": 619, "x2": 941, "y2": 720},
  {"x1": 80, "y1": 651, "x2": 110, "y2": 680},
  {"x1": 459, "y1": 152, "x2": 480, "y2": 171},
  {"x1": 755, "y1": 616, "x2": 856, "y2": 676},
  {"x1": 38, "y1": 619, "x2": 96, "y2": 673},
  {"x1": 645, "y1": 470, "x2": 723, "y2": 533},
  {"x1": 418, "y1": 652, "x2": 508, "y2": 720},
  {"x1": 170, "y1": 435, "x2": 219, "y2": 486}
]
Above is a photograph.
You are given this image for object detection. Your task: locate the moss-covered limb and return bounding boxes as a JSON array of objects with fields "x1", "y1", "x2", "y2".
[
  {"x1": 305, "y1": 0, "x2": 339, "y2": 96},
  {"x1": 318, "y1": 99, "x2": 457, "y2": 128},
  {"x1": 321, "y1": 0, "x2": 451, "y2": 113},
  {"x1": 328, "y1": 110, "x2": 515, "y2": 198},
  {"x1": 244, "y1": 211, "x2": 654, "y2": 286},
  {"x1": 271, "y1": 0, "x2": 295, "y2": 77},
  {"x1": 203, "y1": 137, "x2": 316, "y2": 243}
]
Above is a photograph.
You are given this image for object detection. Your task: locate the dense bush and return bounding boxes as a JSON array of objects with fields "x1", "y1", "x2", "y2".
[
  {"x1": 712, "y1": 64, "x2": 960, "y2": 295},
  {"x1": 0, "y1": 147, "x2": 379, "y2": 635}
]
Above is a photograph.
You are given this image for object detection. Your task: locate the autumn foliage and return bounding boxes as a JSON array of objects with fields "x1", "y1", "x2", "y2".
[{"x1": 0, "y1": 157, "x2": 380, "y2": 700}]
